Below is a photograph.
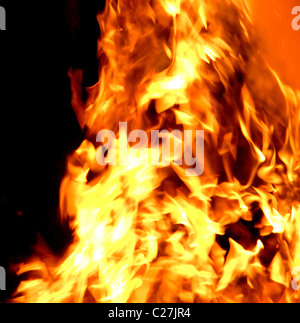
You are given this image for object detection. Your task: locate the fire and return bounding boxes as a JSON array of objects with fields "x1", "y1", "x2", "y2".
[{"x1": 14, "y1": 0, "x2": 300, "y2": 303}]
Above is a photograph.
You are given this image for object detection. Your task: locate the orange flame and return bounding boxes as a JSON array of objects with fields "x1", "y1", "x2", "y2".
[{"x1": 14, "y1": 0, "x2": 300, "y2": 303}]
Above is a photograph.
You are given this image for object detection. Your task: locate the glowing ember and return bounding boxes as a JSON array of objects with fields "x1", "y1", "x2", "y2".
[{"x1": 14, "y1": 0, "x2": 300, "y2": 303}]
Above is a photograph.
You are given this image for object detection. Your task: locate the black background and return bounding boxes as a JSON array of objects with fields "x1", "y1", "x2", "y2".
[{"x1": 0, "y1": 0, "x2": 106, "y2": 300}]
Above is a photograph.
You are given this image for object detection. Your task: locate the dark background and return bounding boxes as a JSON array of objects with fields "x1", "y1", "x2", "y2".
[{"x1": 0, "y1": 0, "x2": 105, "y2": 301}]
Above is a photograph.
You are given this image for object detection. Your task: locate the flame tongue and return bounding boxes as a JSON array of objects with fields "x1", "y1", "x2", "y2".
[{"x1": 15, "y1": 0, "x2": 300, "y2": 303}]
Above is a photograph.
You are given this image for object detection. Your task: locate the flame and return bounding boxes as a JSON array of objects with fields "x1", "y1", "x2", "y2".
[{"x1": 14, "y1": 0, "x2": 300, "y2": 303}]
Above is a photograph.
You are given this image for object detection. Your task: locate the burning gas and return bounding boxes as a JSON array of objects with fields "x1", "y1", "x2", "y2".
[{"x1": 14, "y1": 0, "x2": 300, "y2": 303}]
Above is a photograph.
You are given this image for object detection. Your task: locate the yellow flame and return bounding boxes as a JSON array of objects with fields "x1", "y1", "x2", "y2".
[{"x1": 14, "y1": 0, "x2": 300, "y2": 303}]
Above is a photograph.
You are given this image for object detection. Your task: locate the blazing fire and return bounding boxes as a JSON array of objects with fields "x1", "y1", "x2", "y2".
[{"x1": 14, "y1": 0, "x2": 300, "y2": 303}]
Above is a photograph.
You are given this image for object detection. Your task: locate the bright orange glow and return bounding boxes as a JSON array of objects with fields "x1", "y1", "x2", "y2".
[{"x1": 14, "y1": 0, "x2": 300, "y2": 303}]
